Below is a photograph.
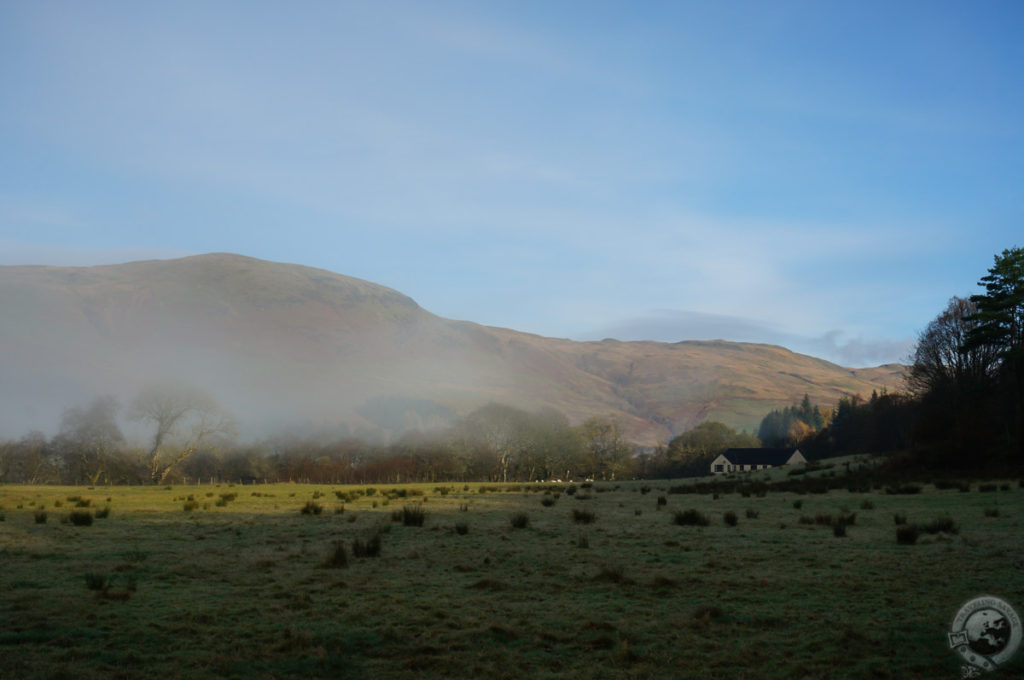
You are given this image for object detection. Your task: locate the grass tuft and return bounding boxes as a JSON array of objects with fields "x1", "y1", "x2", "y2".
[
  {"x1": 401, "y1": 504, "x2": 426, "y2": 527},
  {"x1": 322, "y1": 540, "x2": 348, "y2": 569},
  {"x1": 510, "y1": 512, "x2": 530, "y2": 529},
  {"x1": 673, "y1": 509, "x2": 709, "y2": 527},
  {"x1": 723, "y1": 510, "x2": 738, "y2": 526},
  {"x1": 572, "y1": 508, "x2": 596, "y2": 524},
  {"x1": 69, "y1": 511, "x2": 93, "y2": 526}
]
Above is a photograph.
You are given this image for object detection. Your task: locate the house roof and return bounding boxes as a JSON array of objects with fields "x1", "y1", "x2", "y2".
[{"x1": 719, "y1": 448, "x2": 801, "y2": 466}]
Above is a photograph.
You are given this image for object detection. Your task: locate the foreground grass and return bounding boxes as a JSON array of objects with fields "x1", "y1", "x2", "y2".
[{"x1": 1, "y1": 478, "x2": 1022, "y2": 679}]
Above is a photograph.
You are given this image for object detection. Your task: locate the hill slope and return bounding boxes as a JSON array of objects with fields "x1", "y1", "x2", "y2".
[{"x1": 0, "y1": 253, "x2": 905, "y2": 443}]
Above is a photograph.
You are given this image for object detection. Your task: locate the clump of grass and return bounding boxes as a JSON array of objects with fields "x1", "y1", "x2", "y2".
[
  {"x1": 459, "y1": 503, "x2": 469, "y2": 512},
  {"x1": 723, "y1": 510, "x2": 738, "y2": 527},
  {"x1": 672, "y1": 509, "x2": 709, "y2": 527},
  {"x1": 94, "y1": 506, "x2": 110, "y2": 519},
  {"x1": 979, "y1": 483, "x2": 998, "y2": 493},
  {"x1": 300, "y1": 501, "x2": 323, "y2": 516},
  {"x1": 885, "y1": 484, "x2": 921, "y2": 495},
  {"x1": 798, "y1": 515, "x2": 814, "y2": 525},
  {"x1": 984, "y1": 507, "x2": 1000, "y2": 518},
  {"x1": 183, "y1": 500, "x2": 199, "y2": 512},
  {"x1": 75, "y1": 498, "x2": 92, "y2": 508},
  {"x1": 594, "y1": 565, "x2": 633, "y2": 585},
  {"x1": 656, "y1": 495, "x2": 667, "y2": 508},
  {"x1": 541, "y1": 495, "x2": 556, "y2": 507},
  {"x1": 401, "y1": 504, "x2": 426, "y2": 527},
  {"x1": 814, "y1": 513, "x2": 833, "y2": 526},
  {"x1": 454, "y1": 522, "x2": 469, "y2": 535},
  {"x1": 792, "y1": 500, "x2": 803, "y2": 509},
  {"x1": 745, "y1": 509, "x2": 759, "y2": 519},
  {"x1": 565, "y1": 485, "x2": 577, "y2": 496},
  {"x1": 351, "y1": 532, "x2": 382, "y2": 558},
  {"x1": 577, "y1": 532, "x2": 589, "y2": 549},
  {"x1": 69, "y1": 511, "x2": 93, "y2": 526},
  {"x1": 893, "y1": 512, "x2": 907, "y2": 525},
  {"x1": 921, "y1": 516, "x2": 958, "y2": 535},
  {"x1": 572, "y1": 509, "x2": 596, "y2": 524},
  {"x1": 860, "y1": 499, "x2": 875, "y2": 510},
  {"x1": 34, "y1": 510, "x2": 47, "y2": 524},
  {"x1": 510, "y1": 512, "x2": 530, "y2": 529},
  {"x1": 84, "y1": 572, "x2": 109, "y2": 591},
  {"x1": 322, "y1": 540, "x2": 348, "y2": 569},
  {"x1": 390, "y1": 509, "x2": 403, "y2": 522},
  {"x1": 896, "y1": 524, "x2": 919, "y2": 545}
]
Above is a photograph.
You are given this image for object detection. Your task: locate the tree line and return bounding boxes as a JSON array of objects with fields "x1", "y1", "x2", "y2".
[{"x1": 0, "y1": 391, "x2": 638, "y2": 485}]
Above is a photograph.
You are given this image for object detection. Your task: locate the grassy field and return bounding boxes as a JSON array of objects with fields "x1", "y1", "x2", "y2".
[{"x1": 1, "y1": 472, "x2": 1022, "y2": 679}]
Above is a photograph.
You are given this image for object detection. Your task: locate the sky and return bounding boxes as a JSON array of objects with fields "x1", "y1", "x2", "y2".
[{"x1": 2, "y1": 1, "x2": 1022, "y2": 368}]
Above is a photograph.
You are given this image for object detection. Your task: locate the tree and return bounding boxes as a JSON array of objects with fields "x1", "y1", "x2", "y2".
[
  {"x1": 52, "y1": 396, "x2": 124, "y2": 485},
  {"x1": 132, "y1": 381, "x2": 236, "y2": 484},
  {"x1": 967, "y1": 246, "x2": 1024, "y2": 457},
  {"x1": 909, "y1": 297, "x2": 998, "y2": 398},
  {"x1": 578, "y1": 416, "x2": 632, "y2": 480}
]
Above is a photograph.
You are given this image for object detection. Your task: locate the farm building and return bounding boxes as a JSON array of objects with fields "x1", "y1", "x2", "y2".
[{"x1": 710, "y1": 448, "x2": 806, "y2": 475}]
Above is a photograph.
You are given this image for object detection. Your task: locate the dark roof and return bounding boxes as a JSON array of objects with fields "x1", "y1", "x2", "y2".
[{"x1": 720, "y1": 448, "x2": 801, "y2": 466}]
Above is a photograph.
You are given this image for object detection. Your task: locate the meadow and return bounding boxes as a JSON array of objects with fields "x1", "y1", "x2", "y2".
[{"x1": 1, "y1": 467, "x2": 1022, "y2": 679}]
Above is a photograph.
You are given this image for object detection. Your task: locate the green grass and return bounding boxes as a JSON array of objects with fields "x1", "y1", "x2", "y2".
[{"x1": 0, "y1": 479, "x2": 1022, "y2": 679}]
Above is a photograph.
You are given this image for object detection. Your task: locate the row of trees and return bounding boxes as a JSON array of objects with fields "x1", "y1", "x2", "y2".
[{"x1": 0, "y1": 392, "x2": 638, "y2": 485}]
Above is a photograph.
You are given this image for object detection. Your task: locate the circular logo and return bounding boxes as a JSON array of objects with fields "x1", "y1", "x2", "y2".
[{"x1": 949, "y1": 596, "x2": 1021, "y2": 672}]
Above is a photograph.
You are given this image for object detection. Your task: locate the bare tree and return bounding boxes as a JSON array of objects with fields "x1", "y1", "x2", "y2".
[
  {"x1": 132, "y1": 381, "x2": 236, "y2": 484},
  {"x1": 53, "y1": 395, "x2": 124, "y2": 485}
]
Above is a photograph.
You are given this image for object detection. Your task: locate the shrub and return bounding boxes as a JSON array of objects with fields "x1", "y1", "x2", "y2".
[
  {"x1": 510, "y1": 512, "x2": 530, "y2": 529},
  {"x1": 565, "y1": 485, "x2": 577, "y2": 496},
  {"x1": 723, "y1": 511, "x2": 738, "y2": 527},
  {"x1": 352, "y1": 533, "x2": 382, "y2": 558},
  {"x1": 323, "y1": 541, "x2": 348, "y2": 569},
  {"x1": 541, "y1": 496, "x2": 556, "y2": 507},
  {"x1": 401, "y1": 504, "x2": 426, "y2": 527},
  {"x1": 183, "y1": 500, "x2": 199, "y2": 512},
  {"x1": 893, "y1": 512, "x2": 907, "y2": 525},
  {"x1": 34, "y1": 511, "x2": 47, "y2": 524},
  {"x1": 792, "y1": 500, "x2": 803, "y2": 510},
  {"x1": 672, "y1": 509, "x2": 709, "y2": 527},
  {"x1": 984, "y1": 508, "x2": 1000, "y2": 518},
  {"x1": 94, "y1": 506, "x2": 110, "y2": 519},
  {"x1": 572, "y1": 509, "x2": 596, "y2": 524},
  {"x1": 454, "y1": 522, "x2": 469, "y2": 535},
  {"x1": 640, "y1": 485, "x2": 651, "y2": 495},
  {"x1": 745, "y1": 509, "x2": 759, "y2": 519},
  {"x1": 300, "y1": 501, "x2": 323, "y2": 516},
  {"x1": 896, "y1": 525, "x2": 919, "y2": 545},
  {"x1": 75, "y1": 498, "x2": 92, "y2": 508},
  {"x1": 69, "y1": 511, "x2": 94, "y2": 526},
  {"x1": 833, "y1": 522, "x2": 847, "y2": 537}
]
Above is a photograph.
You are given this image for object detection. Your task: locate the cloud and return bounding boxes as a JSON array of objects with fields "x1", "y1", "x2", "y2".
[{"x1": 583, "y1": 308, "x2": 913, "y2": 367}]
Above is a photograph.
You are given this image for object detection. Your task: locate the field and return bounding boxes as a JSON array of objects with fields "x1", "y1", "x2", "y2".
[{"x1": 1, "y1": 470, "x2": 1023, "y2": 679}]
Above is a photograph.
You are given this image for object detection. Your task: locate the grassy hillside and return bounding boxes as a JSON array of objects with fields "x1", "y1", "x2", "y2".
[{"x1": 0, "y1": 254, "x2": 905, "y2": 443}]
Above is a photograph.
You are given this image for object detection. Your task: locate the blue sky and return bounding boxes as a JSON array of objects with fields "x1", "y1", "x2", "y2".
[{"x1": 2, "y1": 1, "x2": 1022, "y2": 367}]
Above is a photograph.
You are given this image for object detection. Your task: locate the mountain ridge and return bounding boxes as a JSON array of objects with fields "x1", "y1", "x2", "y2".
[{"x1": 0, "y1": 253, "x2": 906, "y2": 444}]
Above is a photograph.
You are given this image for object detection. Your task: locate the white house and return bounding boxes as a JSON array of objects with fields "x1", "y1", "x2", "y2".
[{"x1": 710, "y1": 448, "x2": 806, "y2": 475}]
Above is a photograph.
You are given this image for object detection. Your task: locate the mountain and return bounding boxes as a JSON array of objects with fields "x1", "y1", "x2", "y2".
[{"x1": 0, "y1": 253, "x2": 905, "y2": 444}]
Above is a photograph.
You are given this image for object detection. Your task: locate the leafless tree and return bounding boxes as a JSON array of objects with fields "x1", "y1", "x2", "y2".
[{"x1": 132, "y1": 380, "x2": 236, "y2": 484}]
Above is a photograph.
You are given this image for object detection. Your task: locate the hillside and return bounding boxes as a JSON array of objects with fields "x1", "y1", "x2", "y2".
[{"x1": 0, "y1": 254, "x2": 905, "y2": 444}]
